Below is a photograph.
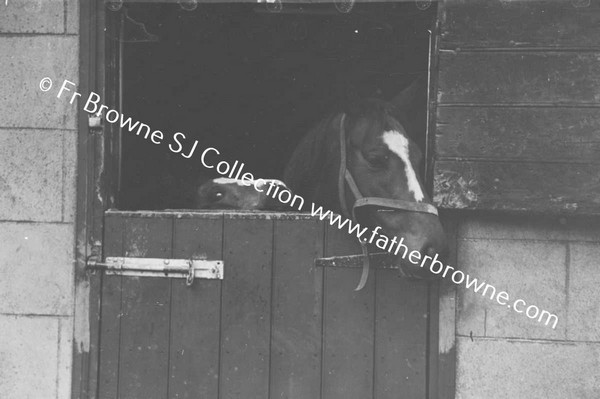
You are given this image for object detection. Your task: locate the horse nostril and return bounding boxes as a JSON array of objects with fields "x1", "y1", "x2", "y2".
[
  {"x1": 422, "y1": 243, "x2": 449, "y2": 265},
  {"x1": 424, "y1": 246, "x2": 437, "y2": 258}
]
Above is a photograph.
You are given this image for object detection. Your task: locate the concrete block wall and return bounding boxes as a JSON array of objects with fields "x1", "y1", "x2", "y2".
[
  {"x1": 0, "y1": 1, "x2": 78, "y2": 398},
  {"x1": 455, "y1": 214, "x2": 600, "y2": 399}
]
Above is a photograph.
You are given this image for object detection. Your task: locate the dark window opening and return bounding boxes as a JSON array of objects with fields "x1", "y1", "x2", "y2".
[{"x1": 117, "y1": 2, "x2": 437, "y2": 210}]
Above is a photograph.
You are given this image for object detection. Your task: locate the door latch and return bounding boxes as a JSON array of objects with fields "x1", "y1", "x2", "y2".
[{"x1": 87, "y1": 256, "x2": 224, "y2": 286}]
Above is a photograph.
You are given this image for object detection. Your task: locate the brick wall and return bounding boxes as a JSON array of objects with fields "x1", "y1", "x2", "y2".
[
  {"x1": 0, "y1": 1, "x2": 78, "y2": 398},
  {"x1": 455, "y1": 214, "x2": 600, "y2": 399}
]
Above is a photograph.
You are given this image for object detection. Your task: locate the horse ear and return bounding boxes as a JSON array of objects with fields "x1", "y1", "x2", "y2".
[
  {"x1": 389, "y1": 77, "x2": 427, "y2": 111},
  {"x1": 388, "y1": 77, "x2": 428, "y2": 142}
]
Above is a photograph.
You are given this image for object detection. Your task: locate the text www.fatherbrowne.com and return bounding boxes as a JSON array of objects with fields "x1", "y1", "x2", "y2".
[
  {"x1": 44, "y1": 78, "x2": 559, "y2": 330},
  {"x1": 310, "y1": 204, "x2": 559, "y2": 330}
]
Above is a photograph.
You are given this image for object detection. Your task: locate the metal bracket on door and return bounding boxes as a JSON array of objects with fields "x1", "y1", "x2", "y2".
[
  {"x1": 314, "y1": 252, "x2": 398, "y2": 269},
  {"x1": 87, "y1": 256, "x2": 224, "y2": 286}
]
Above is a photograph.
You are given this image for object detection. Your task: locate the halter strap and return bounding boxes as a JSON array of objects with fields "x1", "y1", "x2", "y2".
[
  {"x1": 336, "y1": 112, "x2": 439, "y2": 291},
  {"x1": 338, "y1": 114, "x2": 353, "y2": 219},
  {"x1": 353, "y1": 197, "x2": 438, "y2": 215}
]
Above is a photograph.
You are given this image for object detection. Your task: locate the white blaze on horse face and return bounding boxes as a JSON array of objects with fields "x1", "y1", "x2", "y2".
[
  {"x1": 381, "y1": 130, "x2": 425, "y2": 202},
  {"x1": 213, "y1": 177, "x2": 287, "y2": 188},
  {"x1": 213, "y1": 177, "x2": 246, "y2": 186}
]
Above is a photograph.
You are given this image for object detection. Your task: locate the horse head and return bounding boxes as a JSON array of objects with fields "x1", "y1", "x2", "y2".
[
  {"x1": 284, "y1": 89, "x2": 447, "y2": 280},
  {"x1": 196, "y1": 177, "x2": 291, "y2": 210}
]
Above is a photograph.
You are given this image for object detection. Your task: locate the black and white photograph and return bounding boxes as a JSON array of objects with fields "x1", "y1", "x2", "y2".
[{"x1": 1, "y1": 0, "x2": 599, "y2": 398}]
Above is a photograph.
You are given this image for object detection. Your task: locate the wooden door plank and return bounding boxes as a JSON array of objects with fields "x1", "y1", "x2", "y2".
[
  {"x1": 433, "y1": 160, "x2": 600, "y2": 214},
  {"x1": 169, "y1": 214, "x2": 223, "y2": 399},
  {"x1": 441, "y1": 0, "x2": 600, "y2": 49},
  {"x1": 219, "y1": 216, "x2": 273, "y2": 399},
  {"x1": 435, "y1": 107, "x2": 600, "y2": 163},
  {"x1": 118, "y1": 215, "x2": 173, "y2": 399},
  {"x1": 438, "y1": 52, "x2": 600, "y2": 104},
  {"x1": 374, "y1": 271, "x2": 428, "y2": 399},
  {"x1": 270, "y1": 219, "x2": 324, "y2": 399},
  {"x1": 322, "y1": 224, "x2": 375, "y2": 399},
  {"x1": 436, "y1": 212, "x2": 459, "y2": 399},
  {"x1": 98, "y1": 213, "x2": 125, "y2": 399}
]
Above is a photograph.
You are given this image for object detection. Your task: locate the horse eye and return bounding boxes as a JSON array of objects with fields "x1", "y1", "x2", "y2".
[
  {"x1": 210, "y1": 190, "x2": 224, "y2": 201},
  {"x1": 366, "y1": 154, "x2": 389, "y2": 169}
]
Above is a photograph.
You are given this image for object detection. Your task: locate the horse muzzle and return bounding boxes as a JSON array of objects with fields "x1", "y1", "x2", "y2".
[{"x1": 366, "y1": 209, "x2": 449, "y2": 282}]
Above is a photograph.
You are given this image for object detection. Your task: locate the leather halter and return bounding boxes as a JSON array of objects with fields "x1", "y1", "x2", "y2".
[{"x1": 336, "y1": 113, "x2": 438, "y2": 290}]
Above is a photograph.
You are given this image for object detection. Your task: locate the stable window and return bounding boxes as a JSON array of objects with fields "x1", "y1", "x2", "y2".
[{"x1": 113, "y1": 1, "x2": 436, "y2": 210}]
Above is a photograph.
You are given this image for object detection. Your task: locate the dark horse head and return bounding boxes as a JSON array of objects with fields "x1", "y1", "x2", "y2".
[{"x1": 284, "y1": 87, "x2": 447, "y2": 279}]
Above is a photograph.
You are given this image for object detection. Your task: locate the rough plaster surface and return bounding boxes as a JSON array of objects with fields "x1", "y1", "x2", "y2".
[
  {"x1": 66, "y1": 0, "x2": 78, "y2": 35},
  {"x1": 63, "y1": 131, "x2": 77, "y2": 223},
  {"x1": 0, "y1": 222, "x2": 74, "y2": 315},
  {"x1": 456, "y1": 337, "x2": 600, "y2": 399},
  {"x1": 0, "y1": 0, "x2": 65, "y2": 34},
  {"x1": 0, "y1": 130, "x2": 65, "y2": 222},
  {"x1": 568, "y1": 242, "x2": 600, "y2": 341},
  {"x1": 57, "y1": 317, "x2": 74, "y2": 399},
  {"x1": 0, "y1": 36, "x2": 78, "y2": 129},
  {"x1": 457, "y1": 239, "x2": 567, "y2": 340},
  {"x1": 0, "y1": 315, "x2": 60, "y2": 399}
]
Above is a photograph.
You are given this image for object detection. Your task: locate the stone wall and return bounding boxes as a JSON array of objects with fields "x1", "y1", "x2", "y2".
[
  {"x1": 455, "y1": 214, "x2": 600, "y2": 399},
  {"x1": 0, "y1": 1, "x2": 78, "y2": 398}
]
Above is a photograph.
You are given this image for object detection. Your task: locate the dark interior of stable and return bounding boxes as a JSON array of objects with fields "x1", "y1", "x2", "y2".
[{"x1": 118, "y1": 1, "x2": 437, "y2": 210}]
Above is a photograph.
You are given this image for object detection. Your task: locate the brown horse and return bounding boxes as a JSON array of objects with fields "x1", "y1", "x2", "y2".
[{"x1": 284, "y1": 88, "x2": 447, "y2": 280}]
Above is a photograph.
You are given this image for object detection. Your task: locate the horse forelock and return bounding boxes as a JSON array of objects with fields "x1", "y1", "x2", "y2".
[{"x1": 344, "y1": 98, "x2": 413, "y2": 138}]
